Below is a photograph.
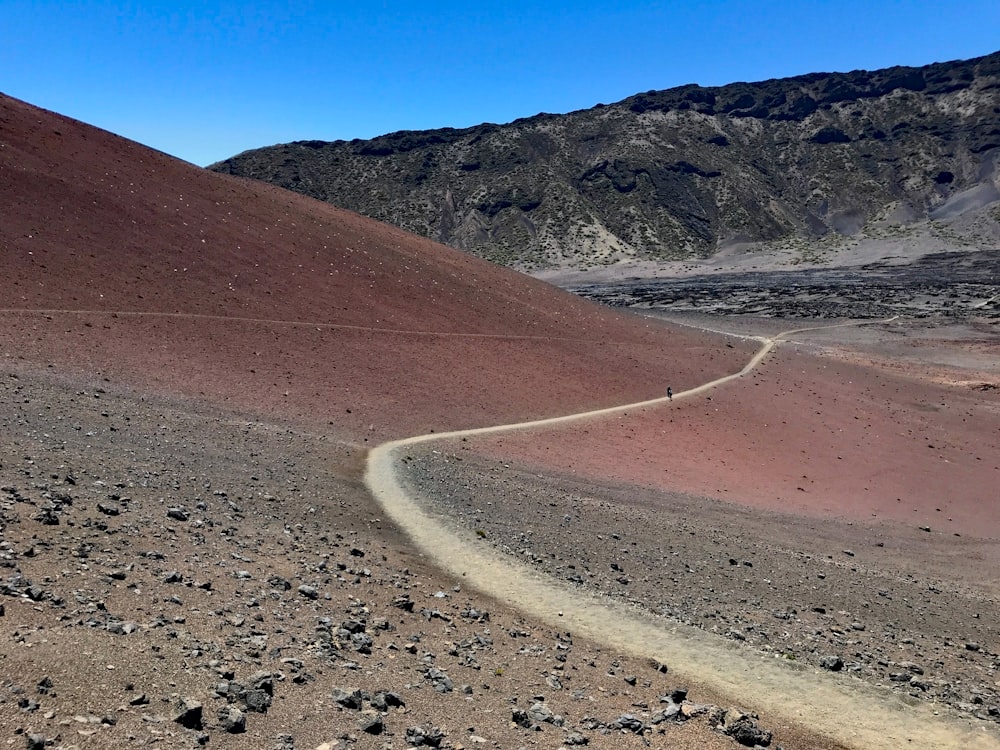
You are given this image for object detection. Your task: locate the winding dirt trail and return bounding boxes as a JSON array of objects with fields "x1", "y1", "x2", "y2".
[{"x1": 365, "y1": 317, "x2": 1000, "y2": 750}]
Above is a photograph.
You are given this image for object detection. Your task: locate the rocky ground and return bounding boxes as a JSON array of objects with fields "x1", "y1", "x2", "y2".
[
  {"x1": 402, "y1": 449, "x2": 1000, "y2": 728},
  {"x1": 0, "y1": 363, "x2": 813, "y2": 750}
]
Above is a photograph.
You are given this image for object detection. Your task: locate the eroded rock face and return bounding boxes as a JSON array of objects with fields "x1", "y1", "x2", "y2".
[{"x1": 210, "y1": 52, "x2": 1000, "y2": 269}]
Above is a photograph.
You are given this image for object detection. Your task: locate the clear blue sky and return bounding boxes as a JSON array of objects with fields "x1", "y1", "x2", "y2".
[{"x1": 4, "y1": 1, "x2": 998, "y2": 166}]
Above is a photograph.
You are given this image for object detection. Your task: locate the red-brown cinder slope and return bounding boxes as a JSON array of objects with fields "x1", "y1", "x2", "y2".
[
  {"x1": 0, "y1": 93, "x2": 751, "y2": 440},
  {"x1": 465, "y1": 342, "x2": 1000, "y2": 539}
]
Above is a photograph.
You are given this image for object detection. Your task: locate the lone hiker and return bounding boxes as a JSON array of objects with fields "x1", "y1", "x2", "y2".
[{"x1": 666, "y1": 386, "x2": 673, "y2": 401}]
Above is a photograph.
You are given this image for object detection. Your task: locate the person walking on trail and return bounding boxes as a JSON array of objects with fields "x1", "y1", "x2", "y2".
[{"x1": 666, "y1": 386, "x2": 673, "y2": 401}]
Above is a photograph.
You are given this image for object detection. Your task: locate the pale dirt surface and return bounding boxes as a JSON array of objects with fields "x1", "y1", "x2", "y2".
[
  {"x1": 400, "y1": 450, "x2": 1000, "y2": 749},
  {"x1": 531, "y1": 209, "x2": 1000, "y2": 286}
]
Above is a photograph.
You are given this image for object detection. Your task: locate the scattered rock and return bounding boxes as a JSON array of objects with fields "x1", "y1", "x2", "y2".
[
  {"x1": 218, "y1": 705, "x2": 247, "y2": 733},
  {"x1": 360, "y1": 714, "x2": 384, "y2": 734},
  {"x1": 173, "y1": 697, "x2": 204, "y2": 730},
  {"x1": 406, "y1": 724, "x2": 445, "y2": 747},
  {"x1": 820, "y1": 655, "x2": 844, "y2": 671},
  {"x1": 425, "y1": 667, "x2": 453, "y2": 693},
  {"x1": 371, "y1": 690, "x2": 405, "y2": 710},
  {"x1": 612, "y1": 713, "x2": 645, "y2": 733},
  {"x1": 331, "y1": 688, "x2": 363, "y2": 709},
  {"x1": 297, "y1": 584, "x2": 319, "y2": 600},
  {"x1": 512, "y1": 709, "x2": 533, "y2": 729},
  {"x1": 528, "y1": 701, "x2": 561, "y2": 725},
  {"x1": 166, "y1": 507, "x2": 189, "y2": 522},
  {"x1": 720, "y1": 708, "x2": 773, "y2": 747}
]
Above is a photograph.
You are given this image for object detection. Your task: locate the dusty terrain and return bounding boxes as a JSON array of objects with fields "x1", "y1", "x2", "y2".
[
  {"x1": 1, "y1": 364, "x2": 791, "y2": 750},
  {"x1": 1, "y1": 93, "x2": 818, "y2": 749},
  {"x1": 394, "y1": 311, "x2": 1000, "y2": 747},
  {"x1": 3, "y1": 91, "x2": 999, "y2": 750}
]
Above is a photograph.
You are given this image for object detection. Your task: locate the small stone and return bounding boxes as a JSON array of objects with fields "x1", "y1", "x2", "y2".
[
  {"x1": 527, "y1": 701, "x2": 553, "y2": 723},
  {"x1": 392, "y1": 595, "x2": 414, "y2": 611},
  {"x1": 173, "y1": 697, "x2": 203, "y2": 729},
  {"x1": 820, "y1": 655, "x2": 844, "y2": 672},
  {"x1": 218, "y1": 706, "x2": 246, "y2": 733},
  {"x1": 360, "y1": 715, "x2": 383, "y2": 734},
  {"x1": 381, "y1": 691, "x2": 405, "y2": 708},
  {"x1": 723, "y1": 710, "x2": 773, "y2": 747},
  {"x1": 406, "y1": 724, "x2": 445, "y2": 747},
  {"x1": 650, "y1": 703, "x2": 681, "y2": 723},
  {"x1": 512, "y1": 708, "x2": 533, "y2": 729},
  {"x1": 680, "y1": 701, "x2": 710, "y2": 718},
  {"x1": 166, "y1": 507, "x2": 189, "y2": 522},
  {"x1": 297, "y1": 585, "x2": 319, "y2": 600},
  {"x1": 425, "y1": 667, "x2": 453, "y2": 693},
  {"x1": 613, "y1": 713, "x2": 645, "y2": 733},
  {"x1": 242, "y1": 688, "x2": 272, "y2": 713},
  {"x1": 331, "y1": 688, "x2": 363, "y2": 709}
]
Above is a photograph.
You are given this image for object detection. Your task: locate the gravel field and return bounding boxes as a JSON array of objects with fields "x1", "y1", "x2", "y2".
[
  {"x1": 0, "y1": 363, "x2": 816, "y2": 750},
  {"x1": 403, "y1": 448, "x2": 1000, "y2": 727}
]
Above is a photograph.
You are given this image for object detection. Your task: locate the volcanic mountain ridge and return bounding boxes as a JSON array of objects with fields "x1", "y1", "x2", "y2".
[{"x1": 209, "y1": 50, "x2": 1000, "y2": 271}]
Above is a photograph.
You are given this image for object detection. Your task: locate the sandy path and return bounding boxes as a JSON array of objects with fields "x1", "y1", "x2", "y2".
[{"x1": 365, "y1": 318, "x2": 1000, "y2": 750}]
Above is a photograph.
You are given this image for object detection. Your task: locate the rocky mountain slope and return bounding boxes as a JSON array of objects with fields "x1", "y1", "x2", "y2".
[{"x1": 209, "y1": 51, "x2": 1000, "y2": 271}]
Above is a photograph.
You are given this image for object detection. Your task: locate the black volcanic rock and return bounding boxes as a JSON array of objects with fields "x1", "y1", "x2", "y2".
[{"x1": 210, "y1": 51, "x2": 1000, "y2": 270}]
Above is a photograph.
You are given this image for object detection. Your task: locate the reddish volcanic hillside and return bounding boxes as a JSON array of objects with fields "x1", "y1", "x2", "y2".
[
  {"x1": 461, "y1": 343, "x2": 1000, "y2": 538},
  {"x1": 0, "y1": 93, "x2": 752, "y2": 439}
]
